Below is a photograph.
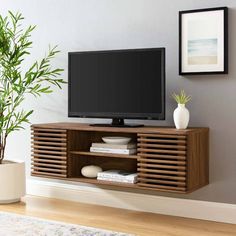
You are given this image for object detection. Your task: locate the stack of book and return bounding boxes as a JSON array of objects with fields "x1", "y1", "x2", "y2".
[
  {"x1": 90, "y1": 142, "x2": 137, "y2": 155},
  {"x1": 97, "y1": 170, "x2": 138, "y2": 184}
]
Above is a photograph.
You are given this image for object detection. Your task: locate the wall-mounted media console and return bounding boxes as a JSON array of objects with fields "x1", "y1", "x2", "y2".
[{"x1": 31, "y1": 123, "x2": 209, "y2": 194}]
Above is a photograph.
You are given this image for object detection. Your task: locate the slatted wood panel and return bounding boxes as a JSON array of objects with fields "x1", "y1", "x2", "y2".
[
  {"x1": 30, "y1": 123, "x2": 209, "y2": 194},
  {"x1": 31, "y1": 127, "x2": 68, "y2": 178},
  {"x1": 137, "y1": 133, "x2": 187, "y2": 193}
]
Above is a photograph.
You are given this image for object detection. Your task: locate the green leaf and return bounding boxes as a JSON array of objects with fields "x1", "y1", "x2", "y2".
[
  {"x1": 0, "y1": 11, "x2": 66, "y2": 160},
  {"x1": 172, "y1": 90, "x2": 191, "y2": 104}
]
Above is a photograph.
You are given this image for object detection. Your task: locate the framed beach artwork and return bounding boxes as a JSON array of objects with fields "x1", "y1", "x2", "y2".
[{"x1": 179, "y1": 7, "x2": 228, "y2": 75}]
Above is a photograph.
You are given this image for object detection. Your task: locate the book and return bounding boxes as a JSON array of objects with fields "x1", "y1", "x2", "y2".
[
  {"x1": 98, "y1": 171, "x2": 137, "y2": 179},
  {"x1": 90, "y1": 147, "x2": 137, "y2": 155},
  {"x1": 91, "y1": 142, "x2": 137, "y2": 149},
  {"x1": 97, "y1": 177, "x2": 137, "y2": 184},
  {"x1": 97, "y1": 175, "x2": 137, "y2": 181},
  {"x1": 97, "y1": 170, "x2": 138, "y2": 181}
]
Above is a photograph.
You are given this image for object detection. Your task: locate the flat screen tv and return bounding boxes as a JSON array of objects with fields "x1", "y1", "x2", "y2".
[{"x1": 68, "y1": 48, "x2": 165, "y2": 127}]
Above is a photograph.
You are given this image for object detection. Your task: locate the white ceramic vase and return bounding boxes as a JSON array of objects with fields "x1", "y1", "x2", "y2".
[
  {"x1": 173, "y1": 104, "x2": 190, "y2": 129},
  {"x1": 0, "y1": 160, "x2": 25, "y2": 203}
]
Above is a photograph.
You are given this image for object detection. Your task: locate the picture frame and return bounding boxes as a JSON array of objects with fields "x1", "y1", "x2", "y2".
[{"x1": 179, "y1": 7, "x2": 228, "y2": 75}]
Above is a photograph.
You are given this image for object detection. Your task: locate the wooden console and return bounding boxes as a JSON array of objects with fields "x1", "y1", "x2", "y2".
[{"x1": 31, "y1": 123, "x2": 209, "y2": 194}]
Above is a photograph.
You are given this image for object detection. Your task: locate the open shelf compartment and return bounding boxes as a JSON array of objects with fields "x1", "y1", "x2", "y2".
[{"x1": 67, "y1": 130, "x2": 138, "y2": 186}]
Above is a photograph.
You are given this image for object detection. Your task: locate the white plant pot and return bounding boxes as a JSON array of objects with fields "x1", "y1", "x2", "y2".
[
  {"x1": 173, "y1": 104, "x2": 190, "y2": 129},
  {"x1": 0, "y1": 160, "x2": 25, "y2": 204}
]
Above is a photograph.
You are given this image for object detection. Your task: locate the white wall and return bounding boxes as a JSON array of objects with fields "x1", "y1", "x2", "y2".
[{"x1": 1, "y1": 0, "x2": 236, "y2": 204}]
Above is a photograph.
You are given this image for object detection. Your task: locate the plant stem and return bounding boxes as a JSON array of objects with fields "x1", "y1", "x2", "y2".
[{"x1": 0, "y1": 134, "x2": 7, "y2": 163}]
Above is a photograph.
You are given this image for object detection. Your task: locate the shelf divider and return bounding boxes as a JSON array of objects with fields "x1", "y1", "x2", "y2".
[
  {"x1": 68, "y1": 177, "x2": 137, "y2": 188},
  {"x1": 70, "y1": 150, "x2": 138, "y2": 160}
]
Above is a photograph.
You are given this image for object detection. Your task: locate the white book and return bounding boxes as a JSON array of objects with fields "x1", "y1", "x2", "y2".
[
  {"x1": 92, "y1": 142, "x2": 137, "y2": 149},
  {"x1": 90, "y1": 147, "x2": 137, "y2": 155},
  {"x1": 97, "y1": 172, "x2": 137, "y2": 179},
  {"x1": 97, "y1": 177, "x2": 137, "y2": 184},
  {"x1": 97, "y1": 170, "x2": 138, "y2": 180},
  {"x1": 97, "y1": 174, "x2": 137, "y2": 181}
]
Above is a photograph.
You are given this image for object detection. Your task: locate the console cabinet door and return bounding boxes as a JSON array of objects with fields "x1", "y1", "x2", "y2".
[
  {"x1": 137, "y1": 133, "x2": 187, "y2": 193},
  {"x1": 31, "y1": 127, "x2": 68, "y2": 178}
]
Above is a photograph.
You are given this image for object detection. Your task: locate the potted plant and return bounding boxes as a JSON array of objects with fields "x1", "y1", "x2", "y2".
[
  {"x1": 172, "y1": 90, "x2": 191, "y2": 129},
  {"x1": 0, "y1": 11, "x2": 65, "y2": 203}
]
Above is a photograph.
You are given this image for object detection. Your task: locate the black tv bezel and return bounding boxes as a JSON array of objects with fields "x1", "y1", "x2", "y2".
[{"x1": 68, "y1": 47, "x2": 166, "y2": 121}]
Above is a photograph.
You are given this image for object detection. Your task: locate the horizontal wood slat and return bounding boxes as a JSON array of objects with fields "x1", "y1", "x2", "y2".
[
  {"x1": 138, "y1": 148, "x2": 186, "y2": 155},
  {"x1": 32, "y1": 154, "x2": 67, "y2": 160},
  {"x1": 138, "y1": 143, "x2": 186, "y2": 150},
  {"x1": 31, "y1": 162, "x2": 67, "y2": 169},
  {"x1": 138, "y1": 183, "x2": 186, "y2": 191},
  {"x1": 138, "y1": 173, "x2": 186, "y2": 181},
  {"x1": 138, "y1": 133, "x2": 186, "y2": 139},
  {"x1": 31, "y1": 166, "x2": 67, "y2": 173},
  {"x1": 138, "y1": 178, "x2": 186, "y2": 186},
  {"x1": 32, "y1": 149, "x2": 67, "y2": 155},
  {"x1": 33, "y1": 158, "x2": 67, "y2": 164},
  {"x1": 31, "y1": 128, "x2": 68, "y2": 178},
  {"x1": 33, "y1": 137, "x2": 67, "y2": 142},
  {"x1": 138, "y1": 163, "x2": 186, "y2": 170},
  {"x1": 32, "y1": 171, "x2": 67, "y2": 178},
  {"x1": 138, "y1": 158, "x2": 186, "y2": 165},
  {"x1": 138, "y1": 138, "x2": 186, "y2": 144},
  {"x1": 32, "y1": 132, "x2": 67, "y2": 137},
  {"x1": 32, "y1": 128, "x2": 67, "y2": 133},
  {"x1": 32, "y1": 145, "x2": 67, "y2": 151},
  {"x1": 138, "y1": 168, "x2": 186, "y2": 176},
  {"x1": 31, "y1": 141, "x2": 67, "y2": 147},
  {"x1": 138, "y1": 133, "x2": 187, "y2": 193},
  {"x1": 139, "y1": 153, "x2": 186, "y2": 160}
]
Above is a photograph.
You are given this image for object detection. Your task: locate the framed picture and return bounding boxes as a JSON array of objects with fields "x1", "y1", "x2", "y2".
[{"x1": 179, "y1": 7, "x2": 228, "y2": 75}]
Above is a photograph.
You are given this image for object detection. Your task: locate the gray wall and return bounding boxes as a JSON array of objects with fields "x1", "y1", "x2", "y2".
[{"x1": 1, "y1": 0, "x2": 236, "y2": 204}]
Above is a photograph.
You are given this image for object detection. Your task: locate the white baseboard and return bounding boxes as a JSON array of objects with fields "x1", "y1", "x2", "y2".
[{"x1": 26, "y1": 179, "x2": 236, "y2": 224}]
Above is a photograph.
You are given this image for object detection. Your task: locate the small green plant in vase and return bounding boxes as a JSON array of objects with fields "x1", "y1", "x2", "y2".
[{"x1": 172, "y1": 90, "x2": 191, "y2": 129}]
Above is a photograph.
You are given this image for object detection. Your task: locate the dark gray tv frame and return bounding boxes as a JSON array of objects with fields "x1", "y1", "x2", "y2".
[{"x1": 68, "y1": 47, "x2": 166, "y2": 127}]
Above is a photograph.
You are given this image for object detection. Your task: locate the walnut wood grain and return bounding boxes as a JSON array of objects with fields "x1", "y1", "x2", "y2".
[
  {"x1": 137, "y1": 182, "x2": 186, "y2": 191},
  {"x1": 139, "y1": 153, "x2": 186, "y2": 160},
  {"x1": 70, "y1": 151, "x2": 138, "y2": 160},
  {"x1": 138, "y1": 143, "x2": 186, "y2": 150},
  {"x1": 31, "y1": 172, "x2": 67, "y2": 178},
  {"x1": 138, "y1": 137, "x2": 186, "y2": 144},
  {"x1": 31, "y1": 162, "x2": 67, "y2": 169},
  {"x1": 31, "y1": 123, "x2": 209, "y2": 194},
  {"x1": 137, "y1": 168, "x2": 186, "y2": 176},
  {"x1": 32, "y1": 122, "x2": 208, "y2": 134},
  {"x1": 31, "y1": 127, "x2": 68, "y2": 178}
]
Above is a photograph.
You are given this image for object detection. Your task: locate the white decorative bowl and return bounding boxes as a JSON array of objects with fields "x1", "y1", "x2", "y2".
[{"x1": 102, "y1": 136, "x2": 131, "y2": 145}]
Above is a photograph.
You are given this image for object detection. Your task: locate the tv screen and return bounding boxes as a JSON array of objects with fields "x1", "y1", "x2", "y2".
[{"x1": 68, "y1": 48, "x2": 165, "y2": 122}]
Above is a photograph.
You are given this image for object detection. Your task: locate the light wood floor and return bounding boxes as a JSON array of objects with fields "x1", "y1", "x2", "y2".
[{"x1": 0, "y1": 195, "x2": 235, "y2": 236}]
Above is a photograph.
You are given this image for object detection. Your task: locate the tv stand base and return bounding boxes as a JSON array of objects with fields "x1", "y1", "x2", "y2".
[{"x1": 90, "y1": 118, "x2": 144, "y2": 127}]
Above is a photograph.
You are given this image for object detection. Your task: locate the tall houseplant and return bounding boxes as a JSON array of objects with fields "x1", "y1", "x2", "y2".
[{"x1": 0, "y1": 11, "x2": 65, "y2": 202}]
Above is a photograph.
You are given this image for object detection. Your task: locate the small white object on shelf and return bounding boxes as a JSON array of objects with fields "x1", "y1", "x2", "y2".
[
  {"x1": 173, "y1": 104, "x2": 190, "y2": 129},
  {"x1": 97, "y1": 177, "x2": 137, "y2": 184},
  {"x1": 90, "y1": 147, "x2": 137, "y2": 155},
  {"x1": 81, "y1": 165, "x2": 103, "y2": 178},
  {"x1": 102, "y1": 136, "x2": 131, "y2": 145},
  {"x1": 97, "y1": 170, "x2": 138, "y2": 184},
  {"x1": 92, "y1": 142, "x2": 136, "y2": 149}
]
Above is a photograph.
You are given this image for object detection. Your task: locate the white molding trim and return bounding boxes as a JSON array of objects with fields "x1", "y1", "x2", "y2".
[{"x1": 27, "y1": 179, "x2": 236, "y2": 224}]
